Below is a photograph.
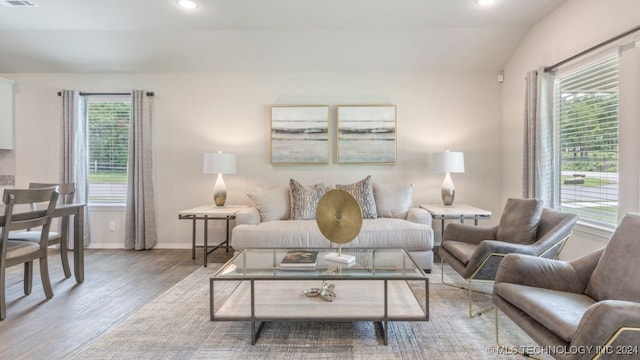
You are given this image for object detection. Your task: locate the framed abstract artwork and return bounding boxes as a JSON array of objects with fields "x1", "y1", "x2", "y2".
[
  {"x1": 337, "y1": 105, "x2": 397, "y2": 164},
  {"x1": 270, "y1": 105, "x2": 329, "y2": 164}
]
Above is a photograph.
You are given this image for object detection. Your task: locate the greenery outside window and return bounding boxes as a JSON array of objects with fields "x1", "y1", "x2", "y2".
[
  {"x1": 86, "y1": 95, "x2": 131, "y2": 205},
  {"x1": 556, "y1": 55, "x2": 619, "y2": 228}
]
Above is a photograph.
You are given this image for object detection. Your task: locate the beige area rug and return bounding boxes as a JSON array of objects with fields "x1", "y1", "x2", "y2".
[{"x1": 72, "y1": 264, "x2": 541, "y2": 360}]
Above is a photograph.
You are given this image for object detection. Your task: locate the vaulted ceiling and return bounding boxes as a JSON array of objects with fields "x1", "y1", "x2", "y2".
[{"x1": 0, "y1": 0, "x2": 567, "y2": 73}]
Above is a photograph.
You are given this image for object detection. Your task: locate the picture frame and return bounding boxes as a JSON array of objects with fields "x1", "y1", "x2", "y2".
[
  {"x1": 270, "y1": 105, "x2": 330, "y2": 165},
  {"x1": 336, "y1": 105, "x2": 397, "y2": 164}
]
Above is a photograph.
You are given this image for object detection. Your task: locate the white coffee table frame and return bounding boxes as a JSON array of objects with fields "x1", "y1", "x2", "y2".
[{"x1": 210, "y1": 248, "x2": 429, "y2": 345}]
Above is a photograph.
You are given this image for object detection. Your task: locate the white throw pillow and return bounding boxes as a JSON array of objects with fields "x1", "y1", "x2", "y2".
[
  {"x1": 373, "y1": 183, "x2": 413, "y2": 219},
  {"x1": 247, "y1": 186, "x2": 290, "y2": 222}
]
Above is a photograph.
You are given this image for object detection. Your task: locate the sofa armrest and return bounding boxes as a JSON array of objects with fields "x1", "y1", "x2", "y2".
[
  {"x1": 494, "y1": 253, "x2": 588, "y2": 293},
  {"x1": 570, "y1": 300, "x2": 640, "y2": 359},
  {"x1": 405, "y1": 207, "x2": 432, "y2": 227},
  {"x1": 235, "y1": 207, "x2": 261, "y2": 225},
  {"x1": 443, "y1": 223, "x2": 498, "y2": 245}
]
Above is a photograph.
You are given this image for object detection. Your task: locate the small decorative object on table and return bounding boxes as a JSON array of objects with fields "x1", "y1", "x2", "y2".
[
  {"x1": 303, "y1": 281, "x2": 336, "y2": 302},
  {"x1": 315, "y1": 189, "x2": 363, "y2": 264},
  {"x1": 280, "y1": 250, "x2": 319, "y2": 270}
]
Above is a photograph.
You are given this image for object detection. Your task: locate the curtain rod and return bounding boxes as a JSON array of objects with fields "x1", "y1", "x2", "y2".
[
  {"x1": 545, "y1": 24, "x2": 640, "y2": 72},
  {"x1": 56, "y1": 91, "x2": 155, "y2": 97}
]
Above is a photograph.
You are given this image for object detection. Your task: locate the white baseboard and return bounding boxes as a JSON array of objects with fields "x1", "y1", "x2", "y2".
[{"x1": 87, "y1": 242, "x2": 192, "y2": 249}]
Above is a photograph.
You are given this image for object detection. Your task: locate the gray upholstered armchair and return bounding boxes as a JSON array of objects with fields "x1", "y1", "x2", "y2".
[
  {"x1": 439, "y1": 198, "x2": 578, "y2": 317},
  {"x1": 493, "y1": 213, "x2": 640, "y2": 360}
]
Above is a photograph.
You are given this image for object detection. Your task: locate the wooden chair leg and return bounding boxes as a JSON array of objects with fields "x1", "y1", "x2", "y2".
[
  {"x1": 59, "y1": 217, "x2": 72, "y2": 278},
  {"x1": 24, "y1": 261, "x2": 33, "y2": 295},
  {"x1": 59, "y1": 239, "x2": 72, "y2": 279},
  {"x1": 0, "y1": 266, "x2": 6, "y2": 320},
  {"x1": 39, "y1": 256, "x2": 53, "y2": 299}
]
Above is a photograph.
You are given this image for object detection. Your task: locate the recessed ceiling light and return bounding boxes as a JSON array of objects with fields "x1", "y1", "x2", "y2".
[
  {"x1": 477, "y1": 0, "x2": 495, "y2": 6},
  {"x1": 177, "y1": 0, "x2": 198, "y2": 10}
]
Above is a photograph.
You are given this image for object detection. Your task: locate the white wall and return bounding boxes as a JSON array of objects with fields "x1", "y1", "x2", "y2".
[
  {"x1": 0, "y1": 72, "x2": 502, "y2": 248},
  {"x1": 501, "y1": 0, "x2": 640, "y2": 259}
]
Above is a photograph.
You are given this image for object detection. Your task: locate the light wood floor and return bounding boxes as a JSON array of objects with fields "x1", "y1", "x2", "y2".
[{"x1": 0, "y1": 247, "x2": 233, "y2": 360}]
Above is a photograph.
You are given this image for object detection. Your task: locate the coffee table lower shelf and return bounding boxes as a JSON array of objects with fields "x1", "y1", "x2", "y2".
[{"x1": 210, "y1": 279, "x2": 429, "y2": 345}]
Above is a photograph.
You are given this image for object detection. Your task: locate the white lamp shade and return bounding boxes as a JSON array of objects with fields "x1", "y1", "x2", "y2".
[
  {"x1": 203, "y1": 152, "x2": 236, "y2": 174},
  {"x1": 432, "y1": 151, "x2": 465, "y2": 173}
]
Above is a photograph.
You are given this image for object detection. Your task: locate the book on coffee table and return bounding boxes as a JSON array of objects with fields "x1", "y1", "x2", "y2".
[{"x1": 280, "y1": 250, "x2": 319, "y2": 270}]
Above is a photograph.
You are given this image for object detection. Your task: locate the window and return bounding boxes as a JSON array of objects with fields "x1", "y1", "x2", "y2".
[
  {"x1": 86, "y1": 95, "x2": 131, "y2": 204},
  {"x1": 556, "y1": 55, "x2": 619, "y2": 227}
]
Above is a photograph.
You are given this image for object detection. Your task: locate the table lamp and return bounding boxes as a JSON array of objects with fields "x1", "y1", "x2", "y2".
[
  {"x1": 432, "y1": 151, "x2": 465, "y2": 206},
  {"x1": 203, "y1": 151, "x2": 236, "y2": 207}
]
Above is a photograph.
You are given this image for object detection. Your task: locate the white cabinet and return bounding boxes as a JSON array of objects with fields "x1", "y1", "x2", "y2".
[{"x1": 0, "y1": 77, "x2": 15, "y2": 150}]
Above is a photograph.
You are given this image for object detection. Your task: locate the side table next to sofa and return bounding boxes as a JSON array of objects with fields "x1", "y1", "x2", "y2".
[
  {"x1": 420, "y1": 204, "x2": 492, "y2": 242},
  {"x1": 178, "y1": 204, "x2": 247, "y2": 267}
]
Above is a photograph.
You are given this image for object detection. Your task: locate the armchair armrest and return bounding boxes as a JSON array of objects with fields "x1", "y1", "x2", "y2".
[
  {"x1": 570, "y1": 300, "x2": 640, "y2": 359},
  {"x1": 570, "y1": 247, "x2": 604, "y2": 286},
  {"x1": 531, "y1": 215, "x2": 577, "y2": 257},
  {"x1": 235, "y1": 207, "x2": 261, "y2": 225},
  {"x1": 494, "y1": 253, "x2": 588, "y2": 293},
  {"x1": 406, "y1": 207, "x2": 432, "y2": 227},
  {"x1": 443, "y1": 223, "x2": 498, "y2": 245}
]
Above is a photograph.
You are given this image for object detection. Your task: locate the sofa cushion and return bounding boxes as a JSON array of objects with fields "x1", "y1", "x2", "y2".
[
  {"x1": 585, "y1": 213, "x2": 640, "y2": 302},
  {"x1": 247, "y1": 186, "x2": 290, "y2": 222},
  {"x1": 289, "y1": 179, "x2": 326, "y2": 220},
  {"x1": 496, "y1": 198, "x2": 543, "y2": 245},
  {"x1": 494, "y1": 283, "x2": 596, "y2": 342},
  {"x1": 373, "y1": 183, "x2": 413, "y2": 219},
  {"x1": 232, "y1": 218, "x2": 433, "y2": 252},
  {"x1": 336, "y1": 175, "x2": 377, "y2": 219}
]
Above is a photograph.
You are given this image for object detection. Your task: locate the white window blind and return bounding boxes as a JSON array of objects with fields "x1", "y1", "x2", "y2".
[
  {"x1": 86, "y1": 95, "x2": 131, "y2": 204},
  {"x1": 556, "y1": 55, "x2": 619, "y2": 227}
]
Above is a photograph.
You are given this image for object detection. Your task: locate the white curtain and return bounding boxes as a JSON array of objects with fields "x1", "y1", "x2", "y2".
[
  {"x1": 124, "y1": 90, "x2": 157, "y2": 250},
  {"x1": 522, "y1": 68, "x2": 559, "y2": 208},
  {"x1": 60, "y1": 90, "x2": 90, "y2": 247}
]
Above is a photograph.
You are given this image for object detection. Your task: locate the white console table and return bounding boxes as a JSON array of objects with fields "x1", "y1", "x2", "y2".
[{"x1": 420, "y1": 204, "x2": 492, "y2": 240}]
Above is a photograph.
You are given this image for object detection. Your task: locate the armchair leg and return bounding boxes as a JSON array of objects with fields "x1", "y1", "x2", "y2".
[
  {"x1": 495, "y1": 307, "x2": 545, "y2": 359},
  {"x1": 467, "y1": 278, "x2": 495, "y2": 318},
  {"x1": 440, "y1": 259, "x2": 494, "y2": 317},
  {"x1": 593, "y1": 327, "x2": 640, "y2": 360}
]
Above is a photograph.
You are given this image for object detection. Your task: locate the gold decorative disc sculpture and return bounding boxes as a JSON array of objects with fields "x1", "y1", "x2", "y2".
[{"x1": 316, "y1": 189, "x2": 363, "y2": 263}]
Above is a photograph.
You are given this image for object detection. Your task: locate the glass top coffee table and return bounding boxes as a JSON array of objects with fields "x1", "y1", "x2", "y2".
[{"x1": 210, "y1": 248, "x2": 429, "y2": 345}]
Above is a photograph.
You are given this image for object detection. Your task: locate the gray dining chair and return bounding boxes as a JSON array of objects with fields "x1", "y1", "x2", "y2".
[
  {"x1": 1, "y1": 188, "x2": 59, "y2": 320},
  {"x1": 9, "y1": 183, "x2": 75, "y2": 278}
]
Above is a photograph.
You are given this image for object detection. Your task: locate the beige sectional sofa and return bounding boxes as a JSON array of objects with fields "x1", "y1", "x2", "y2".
[{"x1": 231, "y1": 177, "x2": 435, "y2": 270}]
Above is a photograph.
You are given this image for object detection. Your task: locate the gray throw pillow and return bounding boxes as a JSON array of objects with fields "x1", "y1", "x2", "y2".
[
  {"x1": 336, "y1": 175, "x2": 377, "y2": 219},
  {"x1": 289, "y1": 179, "x2": 326, "y2": 220},
  {"x1": 496, "y1": 198, "x2": 543, "y2": 244}
]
